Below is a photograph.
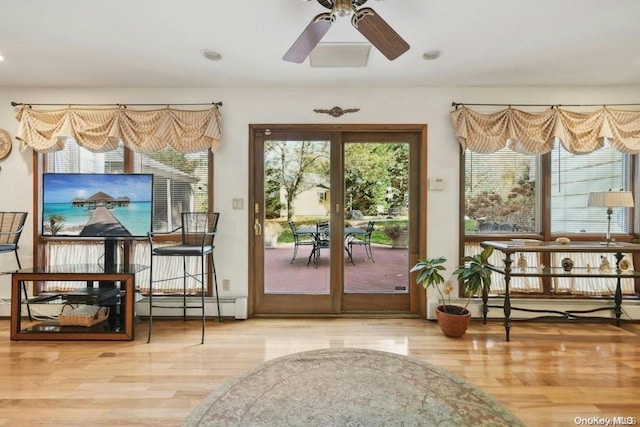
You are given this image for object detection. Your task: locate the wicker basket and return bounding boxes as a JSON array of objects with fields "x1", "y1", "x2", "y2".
[{"x1": 59, "y1": 305, "x2": 109, "y2": 327}]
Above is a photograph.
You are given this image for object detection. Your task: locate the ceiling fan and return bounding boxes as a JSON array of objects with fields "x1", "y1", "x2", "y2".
[{"x1": 283, "y1": 0, "x2": 410, "y2": 63}]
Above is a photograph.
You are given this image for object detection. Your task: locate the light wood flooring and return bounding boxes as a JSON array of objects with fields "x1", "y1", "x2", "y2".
[{"x1": 1, "y1": 317, "x2": 639, "y2": 426}]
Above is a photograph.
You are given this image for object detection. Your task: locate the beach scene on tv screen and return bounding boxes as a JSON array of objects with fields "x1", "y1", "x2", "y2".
[{"x1": 42, "y1": 174, "x2": 153, "y2": 237}]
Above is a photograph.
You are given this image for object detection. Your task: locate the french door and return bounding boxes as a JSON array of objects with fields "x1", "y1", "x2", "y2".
[{"x1": 249, "y1": 125, "x2": 427, "y2": 316}]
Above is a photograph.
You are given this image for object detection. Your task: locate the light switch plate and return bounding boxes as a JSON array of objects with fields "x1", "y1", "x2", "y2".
[{"x1": 232, "y1": 198, "x2": 244, "y2": 209}]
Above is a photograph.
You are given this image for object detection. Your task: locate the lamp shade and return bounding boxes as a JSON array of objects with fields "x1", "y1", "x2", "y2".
[{"x1": 587, "y1": 191, "x2": 634, "y2": 208}]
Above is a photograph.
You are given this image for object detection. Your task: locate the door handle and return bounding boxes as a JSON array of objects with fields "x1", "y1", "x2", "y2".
[{"x1": 254, "y1": 219, "x2": 262, "y2": 236}]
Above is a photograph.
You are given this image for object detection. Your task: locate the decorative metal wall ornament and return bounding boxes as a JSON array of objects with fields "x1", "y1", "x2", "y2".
[
  {"x1": 313, "y1": 106, "x2": 360, "y2": 117},
  {"x1": 0, "y1": 128, "x2": 13, "y2": 160}
]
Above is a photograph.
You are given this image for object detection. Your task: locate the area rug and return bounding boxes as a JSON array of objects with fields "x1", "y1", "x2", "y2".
[{"x1": 184, "y1": 348, "x2": 524, "y2": 427}]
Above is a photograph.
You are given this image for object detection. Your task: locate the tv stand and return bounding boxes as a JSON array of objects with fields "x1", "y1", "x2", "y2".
[
  {"x1": 103, "y1": 239, "x2": 119, "y2": 273},
  {"x1": 11, "y1": 264, "x2": 147, "y2": 341}
]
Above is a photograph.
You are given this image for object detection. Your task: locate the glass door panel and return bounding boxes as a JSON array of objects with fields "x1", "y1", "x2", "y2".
[
  {"x1": 263, "y1": 139, "x2": 332, "y2": 295},
  {"x1": 343, "y1": 142, "x2": 410, "y2": 295}
]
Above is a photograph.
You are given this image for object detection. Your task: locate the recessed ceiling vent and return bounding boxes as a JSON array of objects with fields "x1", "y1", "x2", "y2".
[{"x1": 310, "y1": 43, "x2": 371, "y2": 67}]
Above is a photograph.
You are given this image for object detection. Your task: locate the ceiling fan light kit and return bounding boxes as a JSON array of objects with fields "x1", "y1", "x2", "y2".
[{"x1": 283, "y1": 0, "x2": 409, "y2": 63}]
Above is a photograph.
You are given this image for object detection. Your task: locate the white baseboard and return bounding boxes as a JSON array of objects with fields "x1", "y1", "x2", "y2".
[
  {"x1": 0, "y1": 296, "x2": 248, "y2": 319},
  {"x1": 427, "y1": 297, "x2": 640, "y2": 321}
]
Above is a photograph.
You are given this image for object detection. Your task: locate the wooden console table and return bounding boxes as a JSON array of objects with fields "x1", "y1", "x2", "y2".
[
  {"x1": 11, "y1": 264, "x2": 147, "y2": 341},
  {"x1": 480, "y1": 241, "x2": 640, "y2": 341}
]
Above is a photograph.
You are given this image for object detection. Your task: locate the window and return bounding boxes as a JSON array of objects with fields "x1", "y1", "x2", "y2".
[
  {"x1": 550, "y1": 141, "x2": 630, "y2": 235},
  {"x1": 46, "y1": 141, "x2": 125, "y2": 174},
  {"x1": 133, "y1": 148, "x2": 209, "y2": 232},
  {"x1": 463, "y1": 148, "x2": 538, "y2": 234},
  {"x1": 40, "y1": 139, "x2": 212, "y2": 293},
  {"x1": 46, "y1": 142, "x2": 210, "y2": 233},
  {"x1": 461, "y1": 142, "x2": 637, "y2": 297}
]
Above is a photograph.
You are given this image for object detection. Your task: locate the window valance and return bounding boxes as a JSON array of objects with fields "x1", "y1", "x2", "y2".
[
  {"x1": 14, "y1": 105, "x2": 222, "y2": 154},
  {"x1": 450, "y1": 105, "x2": 640, "y2": 155}
]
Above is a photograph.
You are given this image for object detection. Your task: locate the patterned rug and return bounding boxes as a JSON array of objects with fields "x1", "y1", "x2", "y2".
[{"x1": 184, "y1": 348, "x2": 524, "y2": 427}]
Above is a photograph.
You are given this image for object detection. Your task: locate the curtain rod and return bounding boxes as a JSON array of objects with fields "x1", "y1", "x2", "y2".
[
  {"x1": 10, "y1": 101, "x2": 222, "y2": 107},
  {"x1": 451, "y1": 101, "x2": 640, "y2": 108}
]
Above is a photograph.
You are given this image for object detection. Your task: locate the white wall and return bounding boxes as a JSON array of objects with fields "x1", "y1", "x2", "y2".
[{"x1": 1, "y1": 85, "x2": 639, "y2": 313}]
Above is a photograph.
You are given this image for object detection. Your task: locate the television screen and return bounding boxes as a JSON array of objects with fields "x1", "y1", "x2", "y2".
[{"x1": 42, "y1": 173, "x2": 153, "y2": 238}]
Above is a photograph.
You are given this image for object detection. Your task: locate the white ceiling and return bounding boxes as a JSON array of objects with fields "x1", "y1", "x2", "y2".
[{"x1": 1, "y1": 0, "x2": 639, "y2": 89}]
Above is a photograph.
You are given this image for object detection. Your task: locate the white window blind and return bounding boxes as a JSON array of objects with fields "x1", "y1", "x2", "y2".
[
  {"x1": 133, "y1": 148, "x2": 209, "y2": 232},
  {"x1": 463, "y1": 148, "x2": 538, "y2": 234},
  {"x1": 550, "y1": 141, "x2": 630, "y2": 235}
]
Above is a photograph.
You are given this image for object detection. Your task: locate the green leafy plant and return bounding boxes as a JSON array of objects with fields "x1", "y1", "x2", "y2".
[
  {"x1": 410, "y1": 256, "x2": 453, "y2": 308},
  {"x1": 410, "y1": 246, "x2": 494, "y2": 315},
  {"x1": 452, "y1": 246, "x2": 494, "y2": 312}
]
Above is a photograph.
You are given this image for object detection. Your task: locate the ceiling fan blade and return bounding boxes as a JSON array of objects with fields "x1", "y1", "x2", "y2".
[
  {"x1": 351, "y1": 7, "x2": 410, "y2": 61},
  {"x1": 283, "y1": 13, "x2": 335, "y2": 63}
]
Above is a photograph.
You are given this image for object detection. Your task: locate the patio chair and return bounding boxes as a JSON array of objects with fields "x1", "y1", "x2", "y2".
[
  {"x1": 147, "y1": 212, "x2": 221, "y2": 344},
  {"x1": 307, "y1": 220, "x2": 330, "y2": 267},
  {"x1": 347, "y1": 220, "x2": 375, "y2": 262},
  {"x1": 0, "y1": 212, "x2": 31, "y2": 320},
  {"x1": 288, "y1": 221, "x2": 315, "y2": 264}
]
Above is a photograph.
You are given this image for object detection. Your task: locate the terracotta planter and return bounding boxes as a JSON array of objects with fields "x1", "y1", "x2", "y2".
[{"x1": 435, "y1": 305, "x2": 471, "y2": 338}]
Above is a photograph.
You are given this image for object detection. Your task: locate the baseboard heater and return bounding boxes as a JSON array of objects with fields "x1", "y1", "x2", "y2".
[{"x1": 135, "y1": 296, "x2": 248, "y2": 319}]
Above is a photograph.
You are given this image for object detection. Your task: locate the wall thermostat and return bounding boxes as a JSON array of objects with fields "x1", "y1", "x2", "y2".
[{"x1": 428, "y1": 177, "x2": 446, "y2": 191}]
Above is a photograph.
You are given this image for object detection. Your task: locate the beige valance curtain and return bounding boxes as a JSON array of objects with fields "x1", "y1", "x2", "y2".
[
  {"x1": 15, "y1": 105, "x2": 222, "y2": 154},
  {"x1": 450, "y1": 105, "x2": 640, "y2": 155}
]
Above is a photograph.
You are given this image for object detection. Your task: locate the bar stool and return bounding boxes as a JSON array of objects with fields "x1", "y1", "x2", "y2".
[
  {"x1": 0, "y1": 212, "x2": 31, "y2": 320},
  {"x1": 147, "y1": 212, "x2": 221, "y2": 344}
]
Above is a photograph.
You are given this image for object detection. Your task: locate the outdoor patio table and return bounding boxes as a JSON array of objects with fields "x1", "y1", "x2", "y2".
[{"x1": 296, "y1": 225, "x2": 367, "y2": 265}]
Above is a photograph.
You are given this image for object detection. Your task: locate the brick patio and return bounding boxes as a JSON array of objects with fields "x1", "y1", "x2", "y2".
[{"x1": 264, "y1": 243, "x2": 410, "y2": 294}]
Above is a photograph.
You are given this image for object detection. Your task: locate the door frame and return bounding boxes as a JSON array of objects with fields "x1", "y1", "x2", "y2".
[{"x1": 248, "y1": 124, "x2": 428, "y2": 318}]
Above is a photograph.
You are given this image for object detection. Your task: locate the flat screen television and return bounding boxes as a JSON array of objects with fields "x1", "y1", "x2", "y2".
[{"x1": 42, "y1": 173, "x2": 153, "y2": 239}]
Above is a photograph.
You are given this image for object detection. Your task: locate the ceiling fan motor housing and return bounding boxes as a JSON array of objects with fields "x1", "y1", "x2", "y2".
[{"x1": 316, "y1": 0, "x2": 369, "y2": 10}]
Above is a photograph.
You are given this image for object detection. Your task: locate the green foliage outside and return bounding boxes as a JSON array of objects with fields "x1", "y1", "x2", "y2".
[
  {"x1": 264, "y1": 141, "x2": 409, "y2": 220},
  {"x1": 263, "y1": 141, "x2": 410, "y2": 245},
  {"x1": 273, "y1": 218, "x2": 407, "y2": 246},
  {"x1": 344, "y1": 143, "x2": 408, "y2": 215},
  {"x1": 465, "y1": 156, "x2": 536, "y2": 232},
  {"x1": 264, "y1": 141, "x2": 330, "y2": 220},
  {"x1": 464, "y1": 218, "x2": 478, "y2": 232}
]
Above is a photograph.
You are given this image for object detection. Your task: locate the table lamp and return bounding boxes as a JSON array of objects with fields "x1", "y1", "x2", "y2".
[{"x1": 587, "y1": 190, "x2": 634, "y2": 246}]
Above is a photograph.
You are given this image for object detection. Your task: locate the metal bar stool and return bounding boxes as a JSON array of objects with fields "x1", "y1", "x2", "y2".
[
  {"x1": 0, "y1": 212, "x2": 31, "y2": 320},
  {"x1": 147, "y1": 212, "x2": 221, "y2": 344}
]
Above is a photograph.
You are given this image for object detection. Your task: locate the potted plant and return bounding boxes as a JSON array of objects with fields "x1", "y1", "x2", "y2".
[
  {"x1": 382, "y1": 223, "x2": 408, "y2": 248},
  {"x1": 410, "y1": 246, "x2": 494, "y2": 337}
]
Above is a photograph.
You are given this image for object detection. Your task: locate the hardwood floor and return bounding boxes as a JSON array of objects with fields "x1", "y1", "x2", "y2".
[{"x1": 1, "y1": 317, "x2": 639, "y2": 426}]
